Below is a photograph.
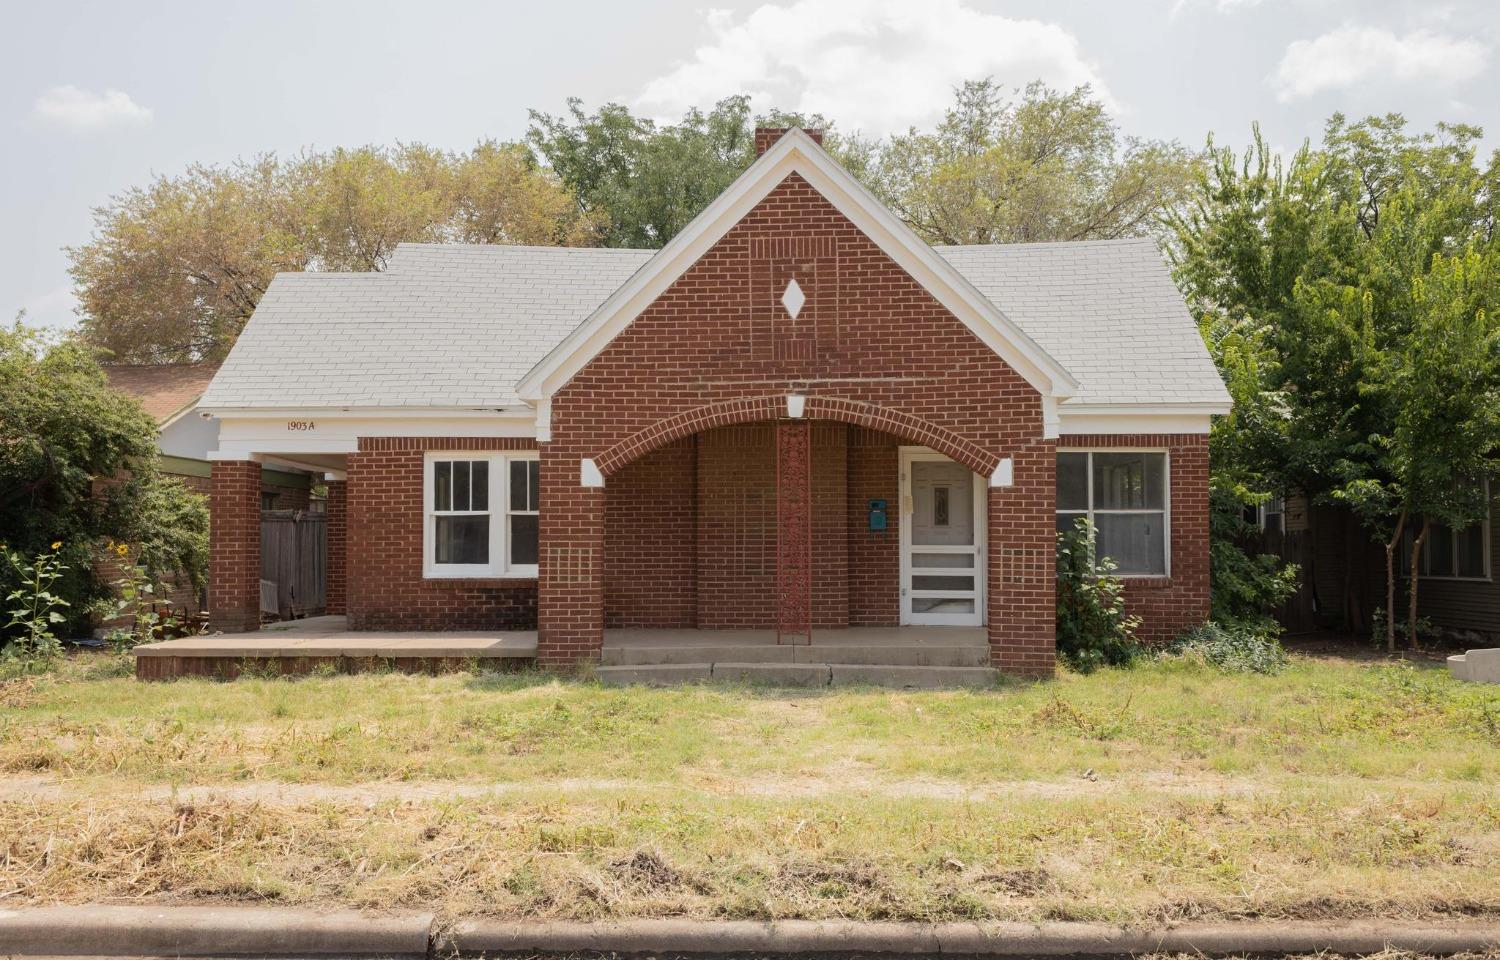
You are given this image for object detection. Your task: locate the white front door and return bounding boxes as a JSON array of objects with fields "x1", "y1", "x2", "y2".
[{"x1": 899, "y1": 449, "x2": 986, "y2": 626}]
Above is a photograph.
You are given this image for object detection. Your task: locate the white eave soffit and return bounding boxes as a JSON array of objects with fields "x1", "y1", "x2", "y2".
[{"x1": 515, "y1": 128, "x2": 1080, "y2": 404}]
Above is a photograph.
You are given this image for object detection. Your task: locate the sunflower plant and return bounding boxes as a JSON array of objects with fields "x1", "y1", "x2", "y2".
[{"x1": 2, "y1": 541, "x2": 69, "y2": 667}]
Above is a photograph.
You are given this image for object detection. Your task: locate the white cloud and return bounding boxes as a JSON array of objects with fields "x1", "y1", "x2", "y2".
[
  {"x1": 1272, "y1": 25, "x2": 1488, "y2": 101},
  {"x1": 633, "y1": 0, "x2": 1115, "y2": 135},
  {"x1": 33, "y1": 85, "x2": 153, "y2": 131}
]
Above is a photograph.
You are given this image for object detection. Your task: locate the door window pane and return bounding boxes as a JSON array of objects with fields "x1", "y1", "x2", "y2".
[
  {"x1": 510, "y1": 514, "x2": 539, "y2": 566},
  {"x1": 1057, "y1": 453, "x2": 1089, "y2": 510},
  {"x1": 435, "y1": 515, "x2": 489, "y2": 565},
  {"x1": 912, "y1": 553, "x2": 974, "y2": 568},
  {"x1": 1093, "y1": 453, "x2": 1165, "y2": 509},
  {"x1": 913, "y1": 574, "x2": 975, "y2": 591},
  {"x1": 1096, "y1": 513, "x2": 1165, "y2": 575},
  {"x1": 912, "y1": 597, "x2": 975, "y2": 613}
]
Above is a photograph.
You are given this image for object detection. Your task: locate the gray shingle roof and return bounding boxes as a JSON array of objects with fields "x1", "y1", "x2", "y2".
[
  {"x1": 201, "y1": 237, "x2": 1227, "y2": 411},
  {"x1": 935, "y1": 238, "x2": 1229, "y2": 406}
]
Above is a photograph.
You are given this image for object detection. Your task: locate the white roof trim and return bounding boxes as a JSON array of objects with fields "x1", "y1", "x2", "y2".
[
  {"x1": 200, "y1": 406, "x2": 534, "y2": 420},
  {"x1": 516, "y1": 128, "x2": 1079, "y2": 403}
]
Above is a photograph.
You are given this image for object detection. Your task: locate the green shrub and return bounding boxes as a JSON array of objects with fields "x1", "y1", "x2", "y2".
[
  {"x1": 1209, "y1": 486, "x2": 1300, "y2": 634},
  {"x1": 1168, "y1": 621, "x2": 1288, "y2": 675},
  {"x1": 1056, "y1": 519, "x2": 1142, "y2": 673}
]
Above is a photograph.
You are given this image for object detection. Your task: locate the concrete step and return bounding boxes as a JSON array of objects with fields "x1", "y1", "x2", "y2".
[
  {"x1": 600, "y1": 643, "x2": 988, "y2": 667},
  {"x1": 596, "y1": 661, "x2": 1001, "y2": 689}
]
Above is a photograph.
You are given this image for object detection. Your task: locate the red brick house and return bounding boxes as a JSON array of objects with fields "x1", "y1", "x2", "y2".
[{"x1": 197, "y1": 128, "x2": 1229, "y2": 678}]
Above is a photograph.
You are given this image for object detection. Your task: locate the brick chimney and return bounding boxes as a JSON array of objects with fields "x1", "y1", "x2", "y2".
[{"x1": 754, "y1": 127, "x2": 824, "y2": 157}]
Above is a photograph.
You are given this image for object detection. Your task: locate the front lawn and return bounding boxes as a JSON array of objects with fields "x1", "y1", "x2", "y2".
[{"x1": 2, "y1": 650, "x2": 1497, "y2": 923}]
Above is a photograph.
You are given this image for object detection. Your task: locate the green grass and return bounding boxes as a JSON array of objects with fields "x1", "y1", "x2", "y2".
[{"x1": 1, "y1": 650, "x2": 1497, "y2": 922}]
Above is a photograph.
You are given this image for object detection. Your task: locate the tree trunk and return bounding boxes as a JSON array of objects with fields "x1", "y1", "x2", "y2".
[
  {"x1": 1407, "y1": 517, "x2": 1429, "y2": 651},
  {"x1": 1384, "y1": 508, "x2": 1407, "y2": 655}
]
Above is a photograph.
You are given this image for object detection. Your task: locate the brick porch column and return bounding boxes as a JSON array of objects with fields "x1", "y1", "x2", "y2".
[
  {"x1": 776, "y1": 420, "x2": 813, "y2": 643},
  {"x1": 210, "y1": 460, "x2": 261, "y2": 633},
  {"x1": 987, "y1": 441, "x2": 1057, "y2": 677},
  {"x1": 537, "y1": 446, "x2": 604, "y2": 666},
  {"x1": 324, "y1": 478, "x2": 347, "y2": 616}
]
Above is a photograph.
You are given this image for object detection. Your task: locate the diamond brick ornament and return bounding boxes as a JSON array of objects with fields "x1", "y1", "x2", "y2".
[{"x1": 781, "y1": 278, "x2": 806, "y2": 319}]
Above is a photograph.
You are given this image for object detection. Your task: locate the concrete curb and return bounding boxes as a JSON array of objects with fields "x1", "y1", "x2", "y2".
[
  {"x1": 441, "y1": 918, "x2": 1500, "y2": 956},
  {"x1": 3, "y1": 908, "x2": 1499, "y2": 957},
  {"x1": 0, "y1": 906, "x2": 433, "y2": 957}
]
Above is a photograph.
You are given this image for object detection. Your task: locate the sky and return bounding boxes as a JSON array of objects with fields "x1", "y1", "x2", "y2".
[{"x1": 4, "y1": 0, "x2": 1498, "y2": 332}]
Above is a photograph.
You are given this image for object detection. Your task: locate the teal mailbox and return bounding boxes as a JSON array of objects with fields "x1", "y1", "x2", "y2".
[{"x1": 868, "y1": 499, "x2": 888, "y2": 531}]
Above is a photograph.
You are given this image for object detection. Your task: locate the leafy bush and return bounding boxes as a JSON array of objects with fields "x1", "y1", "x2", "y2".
[
  {"x1": 0, "y1": 323, "x2": 208, "y2": 639},
  {"x1": 2, "y1": 542, "x2": 68, "y2": 669},
  {"x1": 1056, "y1": 519, "x2": 1142, "y2": 673},
  {"x1": 1168, "y1": 621, "x2": 1288, "y2": 675},
  {"x1": 1209, "y1": 486, "x2": 1300, "y2": 634}
]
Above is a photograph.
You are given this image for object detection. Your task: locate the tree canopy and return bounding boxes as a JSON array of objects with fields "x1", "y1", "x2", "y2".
[
  {"x1": 70, "y1": 143, "x2": 601, "y2": 362},
  {"x1": 1171, "y1": 114, "x2": 1500, "y2": 644}
]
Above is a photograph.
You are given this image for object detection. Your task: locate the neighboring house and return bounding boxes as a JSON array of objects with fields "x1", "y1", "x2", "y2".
[
  {"x1": 104, "y1": 363, "x2": 315, "y2": 509},
  {"x1": 102, "y1": 363, "x2": 317, "y2": 618},
  {"x1": 1258, "y1": 488, "x2": 1497, "y2": 644},
  {"x1": 197, "y1": 128, "x2": 1231, "y2": 675}
]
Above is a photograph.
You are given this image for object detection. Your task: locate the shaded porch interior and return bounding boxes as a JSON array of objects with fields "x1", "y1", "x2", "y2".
[{"x1": 603, "y1": 420, "x2": 988, "y2": 640}]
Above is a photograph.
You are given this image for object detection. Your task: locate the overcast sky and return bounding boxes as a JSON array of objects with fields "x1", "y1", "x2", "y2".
[{"x1": 5, "y1": 0, "x2": 1498, "y2": 332}]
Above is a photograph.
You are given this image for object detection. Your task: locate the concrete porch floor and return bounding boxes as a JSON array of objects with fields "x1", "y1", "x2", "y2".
[
  {"x1": 133, "y1": 615, "x2": 538, "y2": 662},
  {"x1": 603, "y1": 626, "x2": 987, "y2": 649}
]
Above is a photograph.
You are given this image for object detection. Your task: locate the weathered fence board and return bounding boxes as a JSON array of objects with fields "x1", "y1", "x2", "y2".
[{"x1": 260, "y1": 510, "x2": 326, "y2": 620}]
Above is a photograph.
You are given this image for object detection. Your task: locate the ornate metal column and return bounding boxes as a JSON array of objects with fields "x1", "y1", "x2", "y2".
[{"x1": 776, "y1": 420, "x2": 813, "y2": 644}]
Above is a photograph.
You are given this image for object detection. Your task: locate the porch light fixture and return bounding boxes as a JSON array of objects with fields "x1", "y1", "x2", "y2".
[
  {"x1": 781, "y1": 278, "x2": 806, "y2": 318},
  {"x1": 786, "y1": 394, "x2": 807, "y2": 418},
  {"x1": 989, "y1": 457, "x2": 1014, "y2": 487},
  {"x1": 580, "y1": 458, "x2": 605, "y2": 488}
]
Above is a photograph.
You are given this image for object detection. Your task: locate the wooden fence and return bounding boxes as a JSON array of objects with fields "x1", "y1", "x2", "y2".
[
  {"x1": 1245, "y1": 528, "x2": 1319, "y2": 630},
  {"x1": 260, "y1": 510, "x2": 326, "y2": 620}
]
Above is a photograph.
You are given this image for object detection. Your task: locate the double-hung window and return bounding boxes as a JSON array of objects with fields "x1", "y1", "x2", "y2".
[
  {"x1": 1056, "y1": 451, "x2": 1169, "y2": 576},
  {"x1": 424, "y1": 452, "x2": 539, "y2": 578}
]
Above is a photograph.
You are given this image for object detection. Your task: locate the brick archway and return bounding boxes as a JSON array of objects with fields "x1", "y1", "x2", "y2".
[{"x1": 592, "y1": 395, "x2": 1001, "y2": 478}]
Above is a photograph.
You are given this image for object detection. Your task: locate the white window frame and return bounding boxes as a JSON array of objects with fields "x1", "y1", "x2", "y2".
[
  {"x1": 422, "y1": 451, "x2": 539, "y2": 579},
  {"x1": 1402, "y1": 479, "x2": 1491, "y2": 583},
  {"x1": 1056, "y1": 448, "x2": 1172, "y2": 579},
  {"x1": 1256, "y1": 496, "x2": 1285, "y2": 533}
]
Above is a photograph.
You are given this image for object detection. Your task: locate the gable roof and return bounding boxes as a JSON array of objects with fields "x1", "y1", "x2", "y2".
[
  {"x1": 105, "y1": 362, "x2": 222, "y2": 425},
  {"x1": 514, "y1": 127, "x2": 1079, "y2": 403}
]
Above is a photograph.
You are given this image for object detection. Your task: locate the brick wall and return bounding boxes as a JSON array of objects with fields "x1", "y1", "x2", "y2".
[
  {"x1": 325, "y1": 479, "x2": 347, "y2": 615},
  {"x1": 604, "y1": 437, "x2": 697, "y2": 628},
  {"x1": 545, "y1": 172, "x2": 1054, "y2": 671},
  {"x1": 1063, "y1": 434, "x2": 1211, "y2": 643},
  {"x1": 847, "y1": 428, "x2": 900, "y2": 626},
  {"x1": 209, "y1": 460, "x2": 261, "y2": 633},
  {"x1": 345, "y1": 437, "x2": 537, "y2": 631}
]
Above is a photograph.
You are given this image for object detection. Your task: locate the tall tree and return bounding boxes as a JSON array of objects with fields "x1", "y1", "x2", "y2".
[
  {"x1": 871, "y1": 80, "x2": 1198, "y2": 245},
  {"x1": 1172, "y1": 113, "x2": 1500, "y2": 644},
  {"x1": 70, "y1": 143, "x2": 600, "y2": 362}
]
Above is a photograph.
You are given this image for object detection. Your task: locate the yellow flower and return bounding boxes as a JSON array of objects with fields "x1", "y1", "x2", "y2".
[
  {"x1": 50, "y1": 541, "x2": 62, "y2": 550},
  {"x1": 116, "y1": 544, "x2": 129, "y2": 557}
]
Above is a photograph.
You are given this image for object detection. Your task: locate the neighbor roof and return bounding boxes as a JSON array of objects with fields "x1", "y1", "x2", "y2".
[
  {"x1": 105, "y1": 362, "x2": 222, "y2": 424},
  {"x1": 201, "y1": 237, "x2": 1228, "y2": 411}
]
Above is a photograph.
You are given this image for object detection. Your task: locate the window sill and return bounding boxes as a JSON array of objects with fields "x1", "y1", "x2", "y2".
[{"x1": 421, "y1": 575, "x2": 538, "y2": 587}]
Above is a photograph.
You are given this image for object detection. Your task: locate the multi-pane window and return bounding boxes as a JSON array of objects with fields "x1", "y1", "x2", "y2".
[
  {"x1": 1056, "y1": 451, "x2": 1169, "y2": 576},
  {"x1": 424, "y1": 453, "x2": 539, "y2": 577},
  {"x1": 1399, "y1": 484, "x2": 1490, "y2": 580}
]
